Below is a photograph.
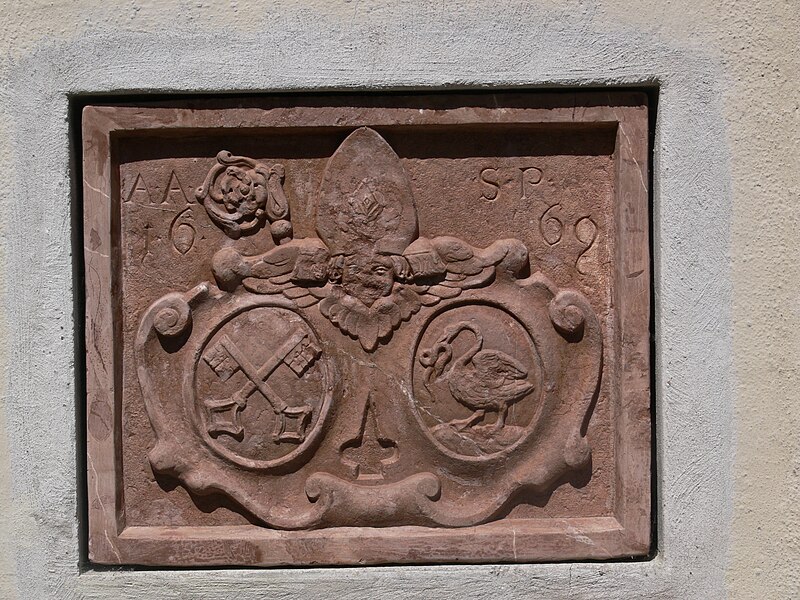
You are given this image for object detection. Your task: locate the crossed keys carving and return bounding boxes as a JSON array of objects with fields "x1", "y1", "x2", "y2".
[{"x1": 202, "y1": 329, "x2": 321, "y2": 443}]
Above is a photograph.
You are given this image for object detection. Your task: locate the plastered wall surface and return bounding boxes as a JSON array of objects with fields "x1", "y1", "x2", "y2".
[{"x1": 0, "y1": 1, "x2": 795, "y2": 598}]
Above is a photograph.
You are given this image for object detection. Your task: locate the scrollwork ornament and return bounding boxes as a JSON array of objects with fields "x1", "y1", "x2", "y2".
[{"x1": 136, "y1": 126, "x2": 605, "y2": 532}]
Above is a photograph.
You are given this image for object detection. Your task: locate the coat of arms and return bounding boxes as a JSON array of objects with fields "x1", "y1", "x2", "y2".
[{"x1": 137, "y1": 127, "x2": 603, "y2": 528}]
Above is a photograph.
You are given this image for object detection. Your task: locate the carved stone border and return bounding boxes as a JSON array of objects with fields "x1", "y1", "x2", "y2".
[{"x1": 83, "y1": 91, "x2": 650, "y2": 566}]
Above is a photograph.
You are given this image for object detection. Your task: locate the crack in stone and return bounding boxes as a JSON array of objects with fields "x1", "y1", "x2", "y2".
[{"x1": 87, "y1": 453, "x2": 121, "y2": 563}]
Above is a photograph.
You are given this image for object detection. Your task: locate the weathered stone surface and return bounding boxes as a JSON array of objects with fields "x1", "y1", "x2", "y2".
[{"x1": 84, "y1": 92, "x2": 650, "y2": 566}]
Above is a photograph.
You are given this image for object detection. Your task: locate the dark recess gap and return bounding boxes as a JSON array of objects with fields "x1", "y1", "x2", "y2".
[{"x1": 68, "y1": 84, "x2": 660, "y2": 571}]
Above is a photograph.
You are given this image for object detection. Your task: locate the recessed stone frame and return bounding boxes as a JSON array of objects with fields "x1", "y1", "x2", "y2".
[{"x1": 83, "y1": 91, "x2": 650, "y2": 567}]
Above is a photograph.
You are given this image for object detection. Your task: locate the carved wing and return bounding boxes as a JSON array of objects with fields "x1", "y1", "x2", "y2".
[
  {"x1": 211, "y1": 239, "x2": 332, "y2": 308},
  {"x1": 244, "y1": 273, "x2": 331, "y2": 309},
  {"x1": 403, "y1": 236, "x2": 529, "y2": 305},
  {"x1": 472, "y1": 350, "x2": 529, "y2": 381}
]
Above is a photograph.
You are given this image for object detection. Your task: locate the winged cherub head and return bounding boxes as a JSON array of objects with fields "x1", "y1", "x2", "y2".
[
  {"x1": 208, "y1": 127, "x2": 529, "y2": 352},
  {"x1": 310, "y1": 127, "x2": 419, "y2": 308}
]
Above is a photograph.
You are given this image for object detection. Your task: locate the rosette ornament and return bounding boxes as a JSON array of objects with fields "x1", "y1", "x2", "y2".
[{"x1": 195, "y1": 151, "x2": 293, "y2": 243}]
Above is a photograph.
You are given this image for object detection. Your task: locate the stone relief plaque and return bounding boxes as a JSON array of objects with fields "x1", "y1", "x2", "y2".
[{"x1": 83, "y1": 92, "x2": 651, "y2": 566}]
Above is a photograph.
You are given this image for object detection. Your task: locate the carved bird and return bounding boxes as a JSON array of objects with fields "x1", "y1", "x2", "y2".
[{"x1": 419, "y1": 322, "x2": 534, "y2": 432}]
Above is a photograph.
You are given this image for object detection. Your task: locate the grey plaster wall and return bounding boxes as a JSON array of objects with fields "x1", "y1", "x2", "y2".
[{"x1": 0, "y1": 0, "x2": 787, "y2": 597}]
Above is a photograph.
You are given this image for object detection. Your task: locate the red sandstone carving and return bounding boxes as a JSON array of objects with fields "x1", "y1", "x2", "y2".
[
  {"x1": 136, "y1": 126, "x2": 603, "y2": 529},
  {"x1": 84, "y1": 93, "x2": 651, "y2": 566},
  {"x1": 196, "y1": 151, "x2": 292, "y2": 242}
]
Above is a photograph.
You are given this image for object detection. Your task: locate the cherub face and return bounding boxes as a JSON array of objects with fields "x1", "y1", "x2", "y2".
[{"x1": 340, "y1": 253, "x2": 395, "y2": 307}]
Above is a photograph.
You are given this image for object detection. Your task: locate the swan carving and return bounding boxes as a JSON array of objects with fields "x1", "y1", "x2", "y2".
[{"x1": 419, "y1": 322, "x2": 534, "y2": 432}]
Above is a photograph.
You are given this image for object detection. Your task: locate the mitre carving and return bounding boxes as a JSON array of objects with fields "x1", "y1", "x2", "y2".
[
  {"x1": 136, "y1": 125, "x2": 603, "y2": 533},
  {"x1": 208, "y1": 128, "x2": 529, "y2": 351}
]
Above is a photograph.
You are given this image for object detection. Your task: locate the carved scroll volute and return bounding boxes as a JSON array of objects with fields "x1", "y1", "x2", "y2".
[
  {"x1": 403, "y1": 273, "x2": 603, "y2": 527},
  {"x1": 136, "y1": 126, "x2": 605, "y2": 531},
  {"x1": 135, "y1": 286, "x2": 339, "y2": 530},
  {"x1": 135, "y1": 285, "x2": 209, "y2": 481},
  {"x1": 546, "y1": 287, "x2": 603, "y2": 469},
  {"x1": 504, "y1": 275, "x2": 602, "y2": 482}
]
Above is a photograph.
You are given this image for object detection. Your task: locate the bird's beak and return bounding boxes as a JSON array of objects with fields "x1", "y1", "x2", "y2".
[
  {"x1": 424, "y1": 364, "x2": 436, "y2": 386},
  {"x1": 419, "y1": 342, "x2": 450, "y2": 402}
]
